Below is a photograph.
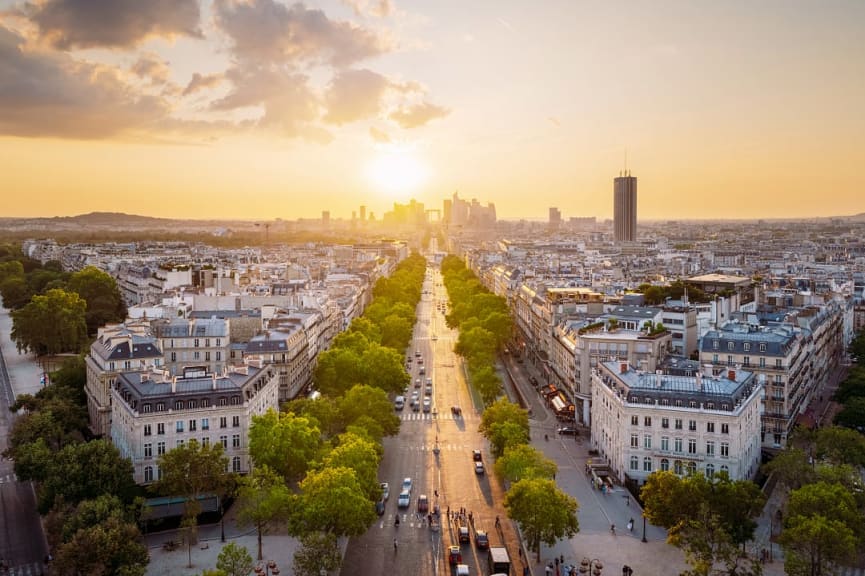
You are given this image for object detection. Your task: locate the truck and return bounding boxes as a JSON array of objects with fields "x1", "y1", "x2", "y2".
[{"x1": 488, "y1": 547, "x2": 510, "y2": 575}]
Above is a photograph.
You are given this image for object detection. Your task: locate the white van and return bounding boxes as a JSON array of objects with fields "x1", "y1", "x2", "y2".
[{"x1": 394, "y1": 396, "x2": 406, "y2": 410}]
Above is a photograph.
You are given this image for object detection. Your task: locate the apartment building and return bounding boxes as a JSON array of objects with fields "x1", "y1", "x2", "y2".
[
  {"x1": 591, "y1": 360, "x2": 763, "y2": 485},
  {"x1": 110, "y1": 362, "x2": 279, "y2": 485},
  {"x1": 152, "y1": 317, "x2": 231, "y2": 376},
  {"x1": 85, "y1": 323, "x2": 164, "y2": 437},
  {"x1": 245, "y1": 326, "x2": 310, "y2": 402}
]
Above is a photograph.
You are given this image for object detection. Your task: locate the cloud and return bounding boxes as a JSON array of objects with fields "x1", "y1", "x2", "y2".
[
  {"x1": 215, "y1": 0, "x2": 388, "y2": 67},
  {"x1": 389, "y1": 101, "x2": 448, "y2": 129},
  {"x1": 183, "y1": 72, "x2": 223, "y2": 96},
  {"x1": 341, "y1": 0, "x2": 393, "y2": 18},
  {"x1": 369, "y1": 126, "x2": 391, "y2": 143},
  {"x1": 0, "y1": 25, "x2": 168, "y2": 138},
  {"x1": 27, "y1": 0, "x2": 202, "y2": 49},
  {"x1": 324, "y1": 68, "x2": 389, "y2": 125},
  {"x1": 131, "y1": 53, "x2": 171, "y2": 84},
  {"x1": 547, "y1": 116, "x2": 561, "y2": 127}
]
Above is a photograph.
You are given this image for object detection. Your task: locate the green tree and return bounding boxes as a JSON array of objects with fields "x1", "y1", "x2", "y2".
[
  {"x1": 321, "y1": 432, "x2": 382, "y2": 500},
  {"x1": 814, "y1": 426, "x2": 865, "y2": 467},
  {"x1": 495, "y1": 444, "x2": 557, "y2": 483},
  {"x1": 455, "y1": 326, "x2": 496, "y2": 364},
  {"x1": 504, "y1": 478, "x2": 579, "y2": 562},
  {"x1": 764, "y1": 448, "x2": 817, "y2": 492},
  {"x1": 248, "y1": 410, "x2": 321, "y2": 483},
  {"x1": 155, "y1": 439, "x2": 231, "y2": 565},
  {"x1": 46, "y1": 494, "x2": 128, "y2": 548},
  {"x1": 0, "y1": 275, "x2": 30, "y2": 309},
  {"x1": 378, "y1": 313, "x2": 413, "y2": 350},
  {"x1": 471, "y1": 365, "x2": 502, "y2": 407},
  {"x1": 292, "y1": 467, "x2": 376, "y2": 537},
  {"x1": 282, "y1": 396, "x2": 341, "y2": 438},
  {"x1": 479, "y1": 398, "x2": 530, "y2": 457},
  {"x1": 338, "y1": 385, "x2": 400, "y2": 438},
  {"x1": 53, "y1": 516, "x2": 149, "y2": 576},
  {"x1": 216, "y1": 542, "x2": 255, "y2": 576},
  {"x1": 292, "y1": 531, "x2": 343, "y2": 576},
  {"x1": 346, "y1": 316, "x2": 382, "y2": 345},
  {"x1": 235, "y1": 466, "x2": 292, "y2": 561},
  {"x1": 11, "y1": 288, "x2": 88, "y2": 356},
  {"x1": 67, "y1": 266, "x2": 127, "y2": 335},
  {"x1": 359, "y1": 344, "x2": 409, "y2": 394},
  {"x1": 834, "y1": 396, "x2": 865, "y2": 430},
  {"x1": 314, "y1": 348, "x2": 364, "y2": 397}
]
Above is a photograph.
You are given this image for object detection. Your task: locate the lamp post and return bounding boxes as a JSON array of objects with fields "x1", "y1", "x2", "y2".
[
  {"x1": 579, "y1": 557, "x2": 603, "y2": 576},
  {"x1": 641, "y1": 514, "x2": 647, "y2": 543},
  {"x1": 253, "y1": 560, "x2": 280, "y2": 576}
]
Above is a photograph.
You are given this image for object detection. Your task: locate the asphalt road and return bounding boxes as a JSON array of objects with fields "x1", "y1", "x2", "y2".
[
  {"x1": 340, "y1": 265, "x2": 512, "y2": 576},
  {"x1": 0, "y1": 321, "x2": 48, "y2": 575}
]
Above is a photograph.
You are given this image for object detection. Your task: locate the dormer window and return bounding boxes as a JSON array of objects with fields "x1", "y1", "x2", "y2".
[{"x1": 712, "y1": 340, "x2": 719, "y2": 350}]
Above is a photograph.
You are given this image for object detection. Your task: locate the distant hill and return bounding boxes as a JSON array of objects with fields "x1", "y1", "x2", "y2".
[{"x1": 49, "y1": 212, "x2": 176, "y2": 226}]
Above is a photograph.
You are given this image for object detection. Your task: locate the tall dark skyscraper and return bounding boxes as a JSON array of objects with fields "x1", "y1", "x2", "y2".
[{"x1": 613, "y1": 172, "x2": 637, "y2": 242}]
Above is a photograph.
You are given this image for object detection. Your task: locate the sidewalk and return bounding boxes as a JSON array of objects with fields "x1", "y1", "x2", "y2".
[{"x1": 0, "y1": 306, "x2": 45, "y2": 400}]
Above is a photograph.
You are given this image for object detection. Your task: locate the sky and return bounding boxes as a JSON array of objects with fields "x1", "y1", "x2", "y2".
[{"x1": 1, "y1": 0, "x2": 864, "y2": 221}]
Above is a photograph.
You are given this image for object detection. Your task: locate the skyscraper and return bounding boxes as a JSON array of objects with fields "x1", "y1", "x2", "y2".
[
  {"x1": 549, "y1": 207, "x2": 561, "y2": 229},
  {"x1": 613, "y1": 172, "x2": 637, "y2": 242}
]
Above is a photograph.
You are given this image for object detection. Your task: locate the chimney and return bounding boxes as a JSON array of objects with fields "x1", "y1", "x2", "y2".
[
  {"x1": 620, "y1": 363, "x2": 628, "y2": 374},
  {"x1": 695, "y1": 371, "x2": 702, "y2": 390},
  {"x1": 212, "y1": 373, "x2": 217, "y2": 390},
  {"x1": 171, "y1": 376, "x2": 177, "y2": 394},
  {"x1": 703, "y1": 363, "x2": 713, "y2": 378},
  {"x1": 727, "y1": 369, "x2": 736, "y2": 381},
  {"x1": 655, "y1": 369, "x2": 663, "y2": 388}
]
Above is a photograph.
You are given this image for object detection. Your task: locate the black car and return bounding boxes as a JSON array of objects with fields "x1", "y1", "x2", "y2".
[
  {"x1": 557, "y1": 427, "x2": 579, "y2": 436},
  {"x1": 375, "y1": 500, "x2": 385, "y2": 516}
]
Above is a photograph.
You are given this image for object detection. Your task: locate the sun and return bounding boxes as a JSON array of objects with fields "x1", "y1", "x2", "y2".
[{"x1": 367, "y1": 145, "x2": 428, "y2": 199}]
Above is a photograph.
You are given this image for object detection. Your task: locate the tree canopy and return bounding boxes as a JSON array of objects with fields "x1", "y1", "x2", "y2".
[
  {"x1": 67, "y1": 266, "x2": 127, "y2": 335},
  {"x1": 504, "y1": 478, "x2": 579, "y2": 562},
  {"x1": 292, "y1": 466, "x2": 376, "y2": 537},
  {"x1": 248, "y1": 409, "x2": 322, "y2": 483},
  {"x1": 11, "y1": 288, "x2": 88, "y2": 356}
]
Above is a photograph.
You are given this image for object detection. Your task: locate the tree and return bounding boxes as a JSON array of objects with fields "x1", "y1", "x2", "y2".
[
  {"x1": 53, "y1": 516, "x2": 149, "y2": 576},
  {"x1": 321, "y1": 432, "x2": 382, "y2": 500},
  {"x1": 0, "y1": 275, "x2": 30, "y2": 309},
  {"x1": 292, "y1": 467, "x2": 376, "y2": 537},
  {"x1": 248, "y1": 410, "x2": 321, "y2": 483},
  {"x1": 46, "y1": 494, "x2": 128, "y2": 549},
  {"x1": 763, "y1": 448, "x2": 817, "y2": 492},
  {"x1": 11, "y1": 288, "x2": 88, "y2": 357},
  {"x1": 292, "y1": 531, "x2": 343, "y2": 576},
  {"x1": 39, "y1": 439, "x2": 136, "y2": 513},
  {"x1": 235, "y1": 466, "x2": 292, "y2": 561},
  {"x1": 814, "y1": 426, "x2": 865, "y2": 467},
  {"x1": 216, "y1": 542, "x2": 255, "y2": 576},
  {"x1": 834, "y1": 396, "x2": 865, "y2": 430},
  {"x1": 67, "y1": 266, "x2": 127, "y2": 335},
  {"x1": 670, "y1": 503, "x2": 762, "y2": 576},
  {"x1": 471, "y1": 365, "x2": 503, "y2": 407},
  {"x1": 495, "y1": 444, "x2": 557, "y2": 483},
  {"x1": 282, "y1": 396, "x2": 341, "y2": 438},
  {"x1": 155, "y1": 439, "x2": 231, "y2": 565},
  {"x1": 504, "y1": 478, "x2": 578, "y2": 562},
  {"x1": 345, "y1": 316, "x2": 382, "y2": 345},
  {"x1": 455, "y1": 326, "x2": 496, "y2": 364},
  {"x1": 314, "y1": 348, "x2": 364, "y2": 397},
  {"x1": 338, "y1": 385, "x2": 400, "y2": 438},
  {"x1": 378, "y1": 313, "x2": 413, "y2": 350},
  {"x1": 479, "y1": 398, "x2": 530, "y2": 457},
  {"x1": 359, "y1": 344, "x2": 409, "y2": 394}
]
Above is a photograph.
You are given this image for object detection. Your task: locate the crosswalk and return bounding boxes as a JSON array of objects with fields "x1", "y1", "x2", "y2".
[
  {"x1": 2, "y1": 563, "x2": 43, "y2": 576},
  {"x1": 400, "y1": 412, "x2": 458, "y2": 422},
  {"x1": 0, "y1": 473, "x2": 18, "y2": 484},
  {"x1": 837, "y1": 567, "x2": 865, "y2": 576},
  {"x1": 405, "y1": 443, "x2": 473, "y2": 453}
]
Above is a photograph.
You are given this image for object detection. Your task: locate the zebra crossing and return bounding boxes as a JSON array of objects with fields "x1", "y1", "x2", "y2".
[
  {"x1": 2, "y1": 563, "x2": 44, "y2": 576},
  {"x1": 837, "y1": 567, "x2": 865, "y2": 576},
  {"x1": 405, "y1": 443, "x2": 472, "y2": 453},
  {"x1": 0, "y1": 472, "x2": 18, "y2": 484},
  {"x1": 400, "y1": 412, "x2": 456, "y2": 422}
]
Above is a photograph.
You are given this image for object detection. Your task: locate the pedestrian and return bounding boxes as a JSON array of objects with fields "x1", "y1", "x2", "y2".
[
  {"x1": 495, "y1": 515, "x2": 501, "y2": 528},
  {"x1": 545, "y1": 564, "x2": 553, "y2": 576},
  {"x1": 627, "y1": 518, "x2": 634, "y2": 532},
  {"x1": 626, "y1": 495, "x2": 630, "y2": 506},
  {"x1": 610, "y1": 523, "x2": 616, "y2": 535},
  {"x1": 518, "y1": 548, "x2": 522, "y2": 558},
  {"x1": 447, "y1": 505, "x2": 450, "y2": 517}
]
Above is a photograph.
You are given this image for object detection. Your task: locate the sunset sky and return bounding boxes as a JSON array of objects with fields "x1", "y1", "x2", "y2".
[{"x1": 1, "y1": 0, "x2": 863, "y2": 221}]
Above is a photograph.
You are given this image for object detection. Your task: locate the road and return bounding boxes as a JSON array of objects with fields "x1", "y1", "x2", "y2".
[
  {"x1": 0, "y1": 306, "x2": 48, "y2": 576},
  {"x1": 341, "y1": 264, "x2": 515, "y2": 576}
]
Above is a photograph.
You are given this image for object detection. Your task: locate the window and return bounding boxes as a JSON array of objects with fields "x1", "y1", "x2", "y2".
[
  {"x1": 661, "y1": 437, "x2": 670, "y2": 451},
  {"x1": 644, "y1": 435, "x2": 652, "y2": 449},
  {"x1": 216, "y1": 351, "x2": 222, "y2": 361},
  {"x1": 706, "y1": 441, "x2": 715, "y2": 456},
  {"x1": 202, "y1": 418, "x2": 209, "y2": 431},
  {"x1": 674, "y1": 460, "x2": 683, "y2": 475},
  {"x1": 176, "y1": 439, "x2": 185, "y2": 448},
  {"x1": 688, "y1": 439, "x2": 697, "y2": 454},
  {"x1": 743, "y1": 356, "x2": 750, "y2": 366},
  {"x1": 720, "y1": 464, "x2": 729, "y2": 474},
  {"x1": 232, "y1": 456, "x2": 241, "y2": 473},
  {"x1": 205, "y1": 351, "x2": 211, "y2": 361},
  {"x1": 759, "y1": 357, "x2": 766, "y2": 368},
  {"x1": 660, "y1": 458, "x2": 670, "y2": 471},
  {"x1": 202, "y1": 437, "x2": 210, "y2": 447},
  {"x1": 675, "y1": 419, "x2": 683, "y2": 430},
  {"x1": 157, "y1": 423, "x2": 165, "y2": 435},
  {"x1": 721, "y1": 423, "x2": 729, "y2": 434},
  {"x1": 188, "y1": 400, "x2": 196, "y2": 409},
  {"x1": 743, "y1": 342, "x2": 750, "y2": 352},
  {"x1": 194, "y1": 338, "x2": 200, "y2": 347},
  {"x1": 687, "y1": 462, "x2": 697, "y2": 475},
  {"x1": 644, "y1": 416, "x2": 652, "y2": 427},
  {"x1": 775, "y1": 374, "x2": 782, "y2": 384},
  {"x1": 674, "y1": 438, "x2": 683, "y2": 453},
  {"x1": 232, "y1": 434, "x2": 241, "y2": 448},
  {"x1": 189, "y1": 419, "x2": 197, "y2": 432},
  {"x1": 775, "y1": 358, "x2": 782, "y2": 368},
  {"x1": 156, "y1": 402, "x2": 165, "y2": 412},
  {"x1": 759, "y1": 342, "x2": 767, "y2": 352},
  {"x1": 175, "y1": 401, "x2": 183, "y2": 410},
  {"x1": 143, "y1": 404, "x2": 152, "y2": 413},
  {"x1": 688, "y1": 420, "x2": 697, "y2": 431},
  {"x1": 675, "y1": 399, "x2": 683, "y2": 407},
  {"x1": 728, "y1": 341, "x2": 734, "y2": 351},
  {"x1": 219, "y1": 397, "x2": 228, "y2": 406},
  {"x1": 713, "y1": 354, "x2": 719, "y2": 364},
  {"x1": 170, "y1": 352, "x2": 177, "y2": 362},
  {"x1": 144, "y1": 466, "x2": 154, "y2": 483},
  {"x1": 661, "y1": 418, "x2": 669, "y2": 429},
  {"x1": 193, "y1": 351, "x2": 200, "y2": 360},
  {"x1": 144, "y1": 425, "x2": 152, "y2": 437},
  {"x1": 689, "y1": 401, "x2": 697, "y2": 408},
  {"x1": 201, "y1": 399, "x2": 210, "y2": 408},
  {"x1": 631, "y1": 415, "x2": 639, "y2": 426},
  {"x1": 720, "y1": 442, "x2": 729, "y2": 458},
  {"x1": 157, "y1": 441, "x2": 166, "y2": 456},
  {"x1": 205, "y1": 338, "x2": 210, "y2": 347},
  {"x1": 176, "y1": 421, "x2": 184, "y2": 433},
  {"x1": 144, "y1": 443, "x2": 152, "y2": 458},
  {"x1": 232, "y1": 416, "x2": 240, "y2": 427},
  {"x1": 630, "y1": 456, "x2": 639, "y2": 470},
  {"x1": 707, "y1": 402, "x2": 715, "y2": 409},
  {"x1": 220, "y1": 435, "x2": 228, "y2": 449},
  {"x1": 643, "y1": 457, "x2": 652, "y2": 472},
  {"x1": 705, "y1": 463, "x2": 715, "y2": 477},
  {"x1": 727, "y1": 355, "x2": 734, "y2": 366},
  {"x1": 220, "y1": 417, "x2": 227, "y2": 429},
  {"x1": 231, "y1": 396, "x2": 241, "y2": 406},
  {"x1": 712, "y1": 340, "x2": 719, "y2": 350},
  {"x1": 707, "y1": 422, "x2": 715, "y2": 433},
  {"x1": 216, "y1": 338, "x2": 221, "y2": 346},
  {"x1": 630, "y1": 434, "x2": 639, "y2": 448}
]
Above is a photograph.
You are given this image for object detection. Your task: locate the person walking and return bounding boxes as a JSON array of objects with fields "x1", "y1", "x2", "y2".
[
  {"x1": 610, "y1": 523, "x2": 616, "y2": 535},
  {"x1": 627, "y1": 518, "x2": 634, "y2": 532}
]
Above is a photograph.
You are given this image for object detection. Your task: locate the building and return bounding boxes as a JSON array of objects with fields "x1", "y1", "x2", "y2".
[
  {"x1": 613, "y1": 173, "x2": 637, "y2": 242},
  {"x1": 590, "y1": 360, "x2": 763, "y2": 485},
  {"x1": 245, "y1": 326, "x2": 310, "y2": 402},
  {"x1": 153, "y1": 318, "x2": 231, "y2": 376},
  {"x1": 85, "y1": 323, "x2": 164, "y2": 437},
  {"x1": 110, "y1": 362, "x2": 280, "y2": 484},
  {"x1": 549, "y1": 207, "x2": 562, "y2": 230}
]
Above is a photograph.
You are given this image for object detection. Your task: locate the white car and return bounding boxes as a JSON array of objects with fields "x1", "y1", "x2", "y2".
[
  {"x1": 397, "y1": 490, "x2": 411, "y2": 508},
  {"x1": 380, "y1": 482, "x2": 389, "y2": 501},
  {"x1": 402, "y1": 477, "x2": 412, "y2": 493}
]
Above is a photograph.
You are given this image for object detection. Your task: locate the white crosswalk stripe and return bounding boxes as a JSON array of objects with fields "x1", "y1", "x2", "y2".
[
  {"x1": 401, "y1": 412, "x2": 453, "y2": 421},
  {"x1": 6, "y1": 563, "x2": 43, "y2": 575},
  {"x1": 0, "y1": 473, "x2": 18, "y2": 484}
]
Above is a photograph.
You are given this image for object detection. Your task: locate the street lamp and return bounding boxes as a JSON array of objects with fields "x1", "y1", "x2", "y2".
[
  {"x1": 579, "y1": 557, "x2": 603, "y2": 576},
  {"x1": 641, "y1": 514, "x2": 647, "y2": 543},
  {"x1": 253, "y1": 560, "x2": 280, "y2": 576}
]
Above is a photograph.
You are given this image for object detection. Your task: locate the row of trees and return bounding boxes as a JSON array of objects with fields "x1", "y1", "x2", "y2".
[
  {"x1": 833, "y1": 331, "x2": 865, "y2": 430},
  {"x1": 636, "y1": 281, "x2": 714, "y2": 306},
  {"x1": 440, "y1": 255, "x2": 512, "y2": 406}
]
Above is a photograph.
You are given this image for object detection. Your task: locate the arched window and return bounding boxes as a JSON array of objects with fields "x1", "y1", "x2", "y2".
[
  {"x1": 687, "y1": 462, "x2": 697, "y2": 476},
  {"x1": 630, "y1": 456, "x2": 639, "y2": 470},
  {"x1": 674, "y1": 460, "x2": 683, "y2": 475},
  {"x1": 144, "y1": 466, "x2": 153, "y2": 483},
  {"x1": 660, "y1": 458, "x2": 669, "y2": 472},
  {"x1": 720, "y1": 464, "x2": 729, "y2": 475},
  {"x1": 705, "y1": 463, "x2": 715, "y2": 477}
]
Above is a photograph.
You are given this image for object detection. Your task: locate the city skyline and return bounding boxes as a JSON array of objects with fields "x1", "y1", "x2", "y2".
[{"x1": 1, "y1": 1, "x2": 864, "y2": 221}]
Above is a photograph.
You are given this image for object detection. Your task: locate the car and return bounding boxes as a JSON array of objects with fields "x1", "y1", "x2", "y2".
[
  {"x1": 472, "y1": 449, "x2": 482, "y2": 462},
  {"x1": 417, "y1": 494, "x2": 429, "y2": 513},
  {"x1": 415, "y1": 350, "x2": 421, "y2": 357},
  {"x1": 422, "y1": 398, "x2": 432, "y2": 413},
  {"x1": 458, "y1": 525, "x2": 470, "y2": 543},
  {"x1": 448, "y1": 546, "x2": 462, "y2": 565},
  {"x1": 375, "y1": 500, "x2": 385, "y2": 516},
  {"x1": 456, "y1": 565, "x2": 470, "y2": 576},
  {"x1": 402, "y1": 477, "x2": 412, "y2": 493},
  {"x1": 380, "y1": 482, "x2": 389, "y2": 501},
  {"x1": 475, "y1": 461, "x2": 485, "y2": 475},
  {"x1": 425, "y1": 386, "x2": 433, "y2": 396},
  {"x1": 432, "y1": 335, "x2": 438, "y2": 341},
  {"x1": 419, "y1": 365, "x2": 426, "y2": 375},
  {"x1": 418, "y1": 357, "x2": 424, "y2": 365},
  {"x1": 415, "y1": 378, "x2": 422, "y2": 388},
  {"x1": 474, "y1": 529, "x2": 489, "y2": 550},
  {"x1": 397, "y1": 491, "x2": 410, "y2": 508},
  {"x1": 394, "y1": 396, "x2": 405, "y2": 411},
  {"x1": 406, "y1": 356, "x2": 412, "y2": 363},
  {"x1": 557, "y1": 427, "x2": 579, "y2": 436}
]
